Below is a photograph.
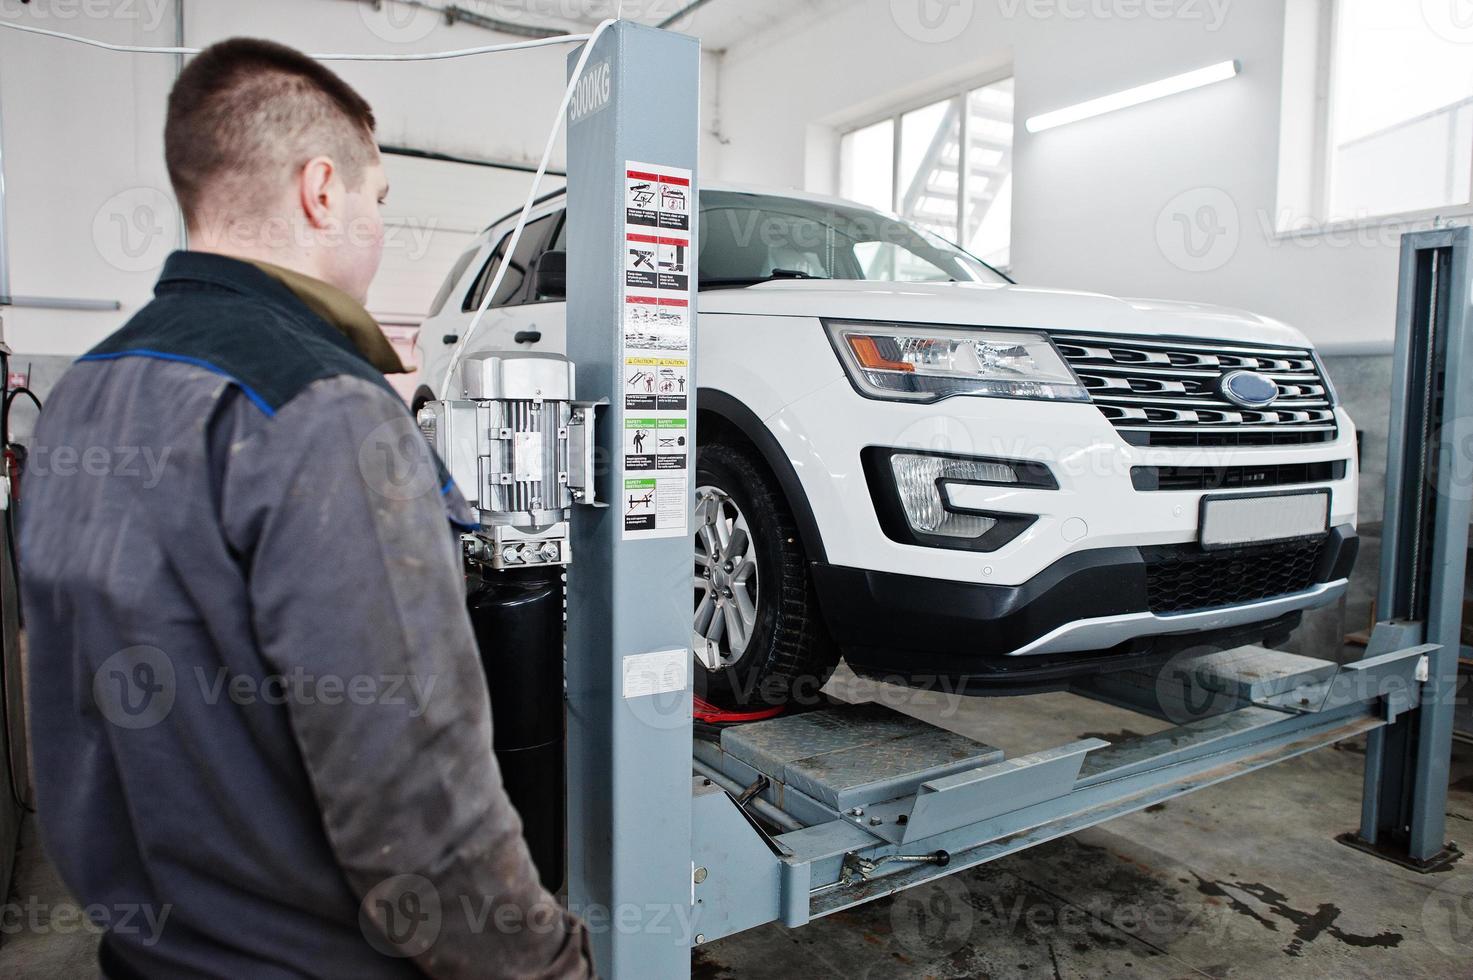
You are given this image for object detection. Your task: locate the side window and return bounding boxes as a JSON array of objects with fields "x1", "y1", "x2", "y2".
[
  {"x1": 429, "y1": 245, "x2": 479, "y2": 318},
  {"x1": 462, "y1": 213, "x2": 559, "y2": 312},
  {"x1": 463, "y1": 233, "x2": 511, "y2": 312}
]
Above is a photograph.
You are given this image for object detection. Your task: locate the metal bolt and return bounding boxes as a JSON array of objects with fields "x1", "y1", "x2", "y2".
[
  {"x1": 849, "y1": 807, "x2": 864, "y2": 817},
  {"x1": 869, "y1": 817, "x2": 882, "y2": 826},
  {"x1": 693, "y1": 867, "x2": 708, "y2": 884},
  {"x1": 724, "y1": 561, "x2": 734, "y2": 573},
  {"x1": 722, "y1": 588, "x2": 734, "y2": 599},
  {"x1": 694, "y1": 934, "x2": 706, "y2": 946}
]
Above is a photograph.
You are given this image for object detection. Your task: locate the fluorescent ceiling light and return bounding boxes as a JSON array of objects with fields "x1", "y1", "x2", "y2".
[{"x1": 1025, "y1": 60, "x2": 1241, "y2": 134}]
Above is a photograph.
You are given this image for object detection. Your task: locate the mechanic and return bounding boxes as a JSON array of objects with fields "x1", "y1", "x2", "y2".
[{"x1": 19, "y1": 38, "x2": 592, "y2": 979}]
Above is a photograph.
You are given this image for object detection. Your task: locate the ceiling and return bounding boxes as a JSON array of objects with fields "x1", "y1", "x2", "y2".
[{"x1": 377, "y1": 0, "x2": 838, "y2": 52}]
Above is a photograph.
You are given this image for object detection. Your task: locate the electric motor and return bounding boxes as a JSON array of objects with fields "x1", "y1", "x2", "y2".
[{"x1": 417, "y1": 351, "x2": 601, "y2": 570}]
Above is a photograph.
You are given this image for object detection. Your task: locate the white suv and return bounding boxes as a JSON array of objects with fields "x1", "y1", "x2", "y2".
[{"x1": 415, "y1": 186, "x2": 1359, "y2": 708}]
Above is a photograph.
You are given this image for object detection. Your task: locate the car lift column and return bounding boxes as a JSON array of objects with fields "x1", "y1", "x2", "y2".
[
  {"x1": 564, "y1": 22, "x2": 700, "y2": 978},
  {"x1": 1348, "y1": 226, "x2": 1472, "y2": 870}
]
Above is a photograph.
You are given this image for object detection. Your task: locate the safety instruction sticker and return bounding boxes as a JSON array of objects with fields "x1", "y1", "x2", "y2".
[{"x1": 622, "y1": 162, "x2": 693, "y2": 541}]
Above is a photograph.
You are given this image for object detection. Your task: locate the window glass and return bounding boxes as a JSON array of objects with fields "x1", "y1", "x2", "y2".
[
  {"x1": 839, "y1": 119, "x2": 895, "y2": 213},
  {"x1": 429, "y1": 245, "x2": 480, "y2": 318},
  {"x1": 964, "y1": 79, "x2": 1014, "y2": 268},
  {"x1": 699, "y1": 191, "x2": 1006, "y2": 286},
  {"x1": 463, "y1": 213, "x2": 559, "y2": 311},
  {"x1": 898, "y1": 98, "x2": 960, "y2": 241},
  {"x1": 840, "y1": 77, "x2": 1015, "y2": 270},
  {"x1": 1330, "y1": 0, "x2": 1473, "y2": 218}
]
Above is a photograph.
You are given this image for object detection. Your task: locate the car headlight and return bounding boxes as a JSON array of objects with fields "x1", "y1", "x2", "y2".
[{"x1": 825, "y1": 320, "x2": 1089, "y2": 404}]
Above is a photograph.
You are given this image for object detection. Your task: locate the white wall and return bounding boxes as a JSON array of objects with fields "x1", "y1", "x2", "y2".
[
  {"x1": 0, "y1": 0, "x2": 720, "y2": 356},
  {"x1": 713, "y1": 0, "x2": 1419, "y2": 353},
  {"x1": 3, "y1": 0, "x2": 1446, "y2": 358}
]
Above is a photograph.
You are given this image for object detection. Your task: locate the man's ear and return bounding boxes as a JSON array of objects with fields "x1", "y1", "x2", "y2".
[{"x1": 298, "y1": 156, "x2": 338, "y2": 230}]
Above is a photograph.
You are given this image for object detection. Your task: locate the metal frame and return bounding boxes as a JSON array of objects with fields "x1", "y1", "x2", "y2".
[
  {"x1": 563, "y1": 21, "x2": 700, "y2": 978},
  {"x1": 1345, "y1": 225, "x2": 1472, "y2": 869},
  {"x1": 686, "y1": 644, "x2": 1433, "y2": 946}
]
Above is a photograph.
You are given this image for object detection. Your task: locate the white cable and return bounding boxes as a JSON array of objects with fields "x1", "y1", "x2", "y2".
[
  {"x1": 0, "y1": 18, "x2": 590, "y2": 61},
  {"x1": 440, "y1": 17, "x2": 615, "y2": 396}
]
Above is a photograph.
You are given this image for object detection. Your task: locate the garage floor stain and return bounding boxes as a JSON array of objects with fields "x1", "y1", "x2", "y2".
[{"x1": 1191, "y1": 874, "x2": 1404, "y2": 956}]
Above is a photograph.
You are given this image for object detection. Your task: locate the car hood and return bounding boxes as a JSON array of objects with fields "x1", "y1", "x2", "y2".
[{"x1": 698, "y1": 280, "x2": 1313, "y2": 349}]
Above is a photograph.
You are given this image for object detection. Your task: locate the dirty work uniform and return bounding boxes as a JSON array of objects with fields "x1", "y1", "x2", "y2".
[{"x1": 20, "y1": 251, "x2": 593, "y2": 979}]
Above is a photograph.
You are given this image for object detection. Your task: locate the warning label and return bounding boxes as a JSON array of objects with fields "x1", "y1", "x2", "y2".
[
  {"x1": 623, "y1": 295, "x2": 689, "y2": 353},
  {"x1": 624, "y1": 356, "x2": 688, "y2": 413},
  {"x1": 621, "y1": 161, "x2": 694, "y2": 541},
  {"x1": 625, "y1": 233, "x2": 690, "y2": 292}
]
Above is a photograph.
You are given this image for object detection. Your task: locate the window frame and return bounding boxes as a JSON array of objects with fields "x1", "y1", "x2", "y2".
[
  {"x1": 836, "y1": 67, "x2": 1015, "y2": 263},
  {"x1": 461, "y1": 209, "x2": 565, "y2": 313},
  {"x1": 1296, "y1": 0, "x2": 1473, "y2": 233}
]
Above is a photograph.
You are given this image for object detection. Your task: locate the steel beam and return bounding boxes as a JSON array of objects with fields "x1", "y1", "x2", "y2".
[
  {"x1": 563, "y1": 21, "x2": 700, "y2": 979},
  {"x1": 1352, "y1": 226, "x2": 1471, "y2": 870}
]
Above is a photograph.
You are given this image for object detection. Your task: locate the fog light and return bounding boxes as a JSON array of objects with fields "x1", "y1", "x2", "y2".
[{"x1": 891, "y1": 454, "x2": 1017, "y2": 538}]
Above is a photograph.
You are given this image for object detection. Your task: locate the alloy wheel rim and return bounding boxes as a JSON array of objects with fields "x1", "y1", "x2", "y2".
[{"x1": 692, "y1": 485, "x2": 760, "y2": 671}]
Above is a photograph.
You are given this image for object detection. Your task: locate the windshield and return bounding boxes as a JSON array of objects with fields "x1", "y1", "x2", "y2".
[{"x1": 698, "y1": 190, "x2": 1009, "y2": 288}]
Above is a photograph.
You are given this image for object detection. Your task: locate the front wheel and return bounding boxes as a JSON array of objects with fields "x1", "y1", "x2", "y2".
[{"x1": 693, "y1": 441, "x2": 839, "y2": 711}]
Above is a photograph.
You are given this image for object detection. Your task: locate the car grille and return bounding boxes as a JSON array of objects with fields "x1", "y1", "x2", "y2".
[
  {"x1": 1053, "y1": 333, "x2": 1338, "y2": 447},
  {"x1": 1131, "y1": 460, "x2": 1348, "y2": 492},
  {"x1": 1143, "y1": 537, "x2": 1326, "y2": 614}
]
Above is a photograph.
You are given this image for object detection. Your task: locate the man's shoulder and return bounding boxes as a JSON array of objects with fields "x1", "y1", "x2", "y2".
[{"x1": 83, "y1": 288, "x2": 394, "y2": 418}]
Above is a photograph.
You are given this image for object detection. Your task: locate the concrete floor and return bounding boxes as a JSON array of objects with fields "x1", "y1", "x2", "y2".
[{"x1": 2, "y1": 665, "x2": 1470, "y2": 978}]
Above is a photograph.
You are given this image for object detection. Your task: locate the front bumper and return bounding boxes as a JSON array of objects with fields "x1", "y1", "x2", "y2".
[
  {"x1": 816, "y1": 524, "x2": 1357, "y2": 686},
  {"x1": 766, "y1": 375, "x2": 1360, "y2": 588}
]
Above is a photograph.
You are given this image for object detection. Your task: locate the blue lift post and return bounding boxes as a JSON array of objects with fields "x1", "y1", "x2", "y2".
[
  {"x1": 1342, "y1": 226, "x2": 1473, "y2": 871},
  {"x1": 563, "y1": 21, "x2": 701, "y2": 979}
]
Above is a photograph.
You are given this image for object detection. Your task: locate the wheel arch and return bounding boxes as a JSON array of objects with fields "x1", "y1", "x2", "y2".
[{"x1": 697, "y1": 388, "x2": 827, "y2": 563}]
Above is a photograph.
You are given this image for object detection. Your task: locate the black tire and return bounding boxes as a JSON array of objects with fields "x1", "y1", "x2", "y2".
[{"x1": 693, "y1": 440, "x2": 840, "y2": 711}]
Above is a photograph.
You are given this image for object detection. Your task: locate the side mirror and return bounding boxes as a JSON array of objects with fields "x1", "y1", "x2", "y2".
[{"x1": 532, "y1": 250, "x2": 567, "y2": 300}]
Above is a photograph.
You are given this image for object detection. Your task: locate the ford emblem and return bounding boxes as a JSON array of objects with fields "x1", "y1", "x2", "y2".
[{"x1": 1219, "y1": 370, "x2": 1280, "y2": 409}]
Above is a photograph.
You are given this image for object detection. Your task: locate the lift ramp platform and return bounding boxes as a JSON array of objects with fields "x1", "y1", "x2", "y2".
[{"x1": 688, "y1": 642, "x2": 1434, "y2": 942}]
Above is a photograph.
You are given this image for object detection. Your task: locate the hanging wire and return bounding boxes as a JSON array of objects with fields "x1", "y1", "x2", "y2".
[
  {"x1": 441, "y1": 17, "x2": 617, "y2": 394},
  {"x1": 0, "y1": 17, "x2": 591, "y2": 60}
]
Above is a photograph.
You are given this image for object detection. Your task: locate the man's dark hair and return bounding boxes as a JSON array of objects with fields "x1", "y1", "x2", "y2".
[{"x1": 165, "y1": 38, "x2": 378, "y2": 227}]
